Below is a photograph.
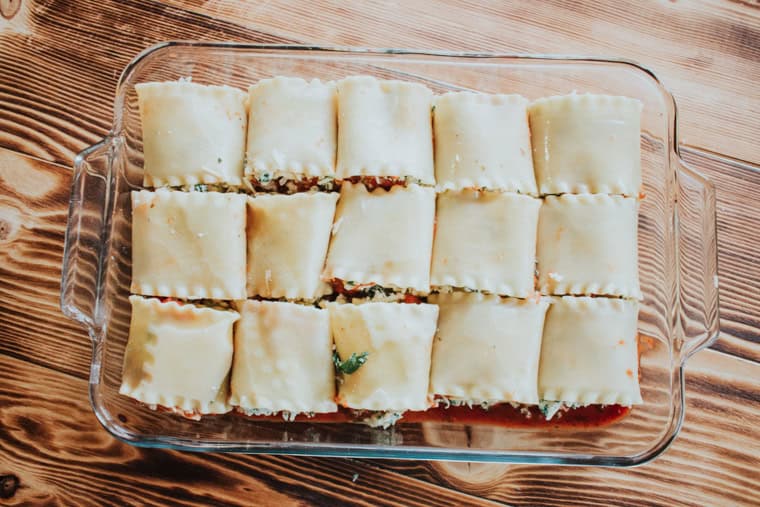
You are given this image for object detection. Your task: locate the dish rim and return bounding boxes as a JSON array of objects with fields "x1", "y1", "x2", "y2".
[{"x1": 62, "y1": 42, "x2": 721, "y2": 466}]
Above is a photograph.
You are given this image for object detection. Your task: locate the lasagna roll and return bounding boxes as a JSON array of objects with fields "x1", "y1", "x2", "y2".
[
  {"x1": 529, "y1": 94, "x2": 642, "y2": 196},
  {"x1": 429, "y1": 293, "x2": 549, "y2": 404},
  {"x1": 433, "y1": 92, "x2": 536, "y2": 193},
  {"x1": 431, "y1": 190, "x2": 541, "y2": 297},
  {"x1": 230, "y1": 301, "x2": 337, "y2": 414},
  {"x1": 538, "y1": 297, "x2": 642, "y2": 405},
  {"x1": 136, "y1": 81, "x2": 247, "y2": 187},
  {"x1": 537, "y1": 194, "x2": 640, "y2": 298},
  {"x1": 323, "y1": 182, "x2": 435, "y2": 293},
  {"x1": 327, "y1": 302, "x2": 438, "y2": 411},
  {"x1": 336, "y1": 76, "x2": 434, "y2": 184},
  {"x1": 131, "y1": 190, "x2": 247, "y2": 299},
  {"x1": 247, "y1": 192, "x2": 338, "y2": 300},
  {"x1": 246, "y1": 77, "x2": 337, "y2": 180},
  {"x1": 119, "y1": 296, "x2": 238, "y2": 416}
]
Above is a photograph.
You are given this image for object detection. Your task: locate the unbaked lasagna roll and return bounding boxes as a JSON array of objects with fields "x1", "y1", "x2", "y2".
[
  {"x1": 247, "y1": 192, "x2": 338, "y2": 300},
  {"x1": 230, "y1": 301, "x2": 337, "y2": 415},
  {"x1": 431, "y1": 190, "x2": 541, "y2": 297},
  {"x1": 538, "y1": 297, "x2": 642, "y2": 405},
  {"x1": 119, "y1": 296, "x2": 238, "y2": 417},
  {"x1": 537, "y1": 194, "x2": 640, "y2": 298},
  {"x1": 323, "y1": 182, "x2": 435, "y2": 293},
  {"x1": 429, "y1": 293, "x2": 548, "y2": 404},
  {"x1": 336, "y1": 76, "x2": 434, "y2": 184},
  {"x1": 246, "y1": 77, "x2": 337, "y2": 181},
  {"x1": 529, "y1": 94, "x2": 642, "y2": 196},
  {"x1": 131, "y1": 190, "x2": 247, "y2": 299},
  {"x1": 434, "y1": 92, "x2": 536, "y2": 194},
  {"x1": 136, "y1": 81, "x2": 247, "y2": 187},
  {"x1": 327, "y1": 302, "x2": 438, "y2": 411}
]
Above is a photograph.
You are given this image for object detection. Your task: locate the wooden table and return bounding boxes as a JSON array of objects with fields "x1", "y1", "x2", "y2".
[{"x1": 1, "y1": 1, "x2": 758, "y2": 505}]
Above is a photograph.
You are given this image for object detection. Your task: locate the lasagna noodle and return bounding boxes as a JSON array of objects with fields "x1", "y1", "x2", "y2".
[
  {"x1": 433, "y1": 92, "x2": 536, "y2": 194},
  {"x1": 327, "y1": 302, "x2": 438, "y2": 411},
  {"x1": 429, "y1": 293, "x2": 549, "y2": 404},
  {"x1": 529, "y1": 94, "x2": 642, "y2": 196},
  {"x1": 538, "y1": 297, "x2": 642, "y2": 405},
  {"x1": 229, "y1": 301, "x2": 337, "y2": 414},
  {"x1": 430, "y1": 190, "x2": 541, "y2": 297},
  {"x1": 246, "y1": 77, "x2": 337, "y2": 179},
  {"x1": 336, "y1": 76, "x2": 435, "y2": 183},
  {"x1": 537, "y1": 194, "x2": 640, "y2": 298},
  {"x1": 119, "y1": 295, "x2": 238, "y2": 414},
  {"x1": 323, "y1": 182, "x2": 435, "y2": 293},
  {"x1": 136, "y1": 81, "x2": 247, "y2": 187},
  {"x1": 247, "y1": 192, "x2": 338, "y2": 300},
  {"x1": 131, "y1": 190, "x2": 248, "y2": 299}
]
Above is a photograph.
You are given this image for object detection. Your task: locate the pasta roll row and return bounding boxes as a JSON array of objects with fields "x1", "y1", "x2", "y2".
[
  {"x1": 119, "y1": 295, "x2": 641, "y2": 419},
  {"x1": 131, "y1": 187, "x2": 639, "y2": 300},
  {"x1": 136, "y1": 79, "x2": 641, "y2": 196}
]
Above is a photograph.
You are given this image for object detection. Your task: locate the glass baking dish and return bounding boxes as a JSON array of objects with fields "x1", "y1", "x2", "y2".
[{"x1": 60, "y1": 43, "x2": 719, "y2": 466}]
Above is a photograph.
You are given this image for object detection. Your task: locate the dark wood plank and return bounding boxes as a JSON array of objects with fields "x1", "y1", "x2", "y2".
[
  {"x1": 0, "y1": 0, "x2": 292, "y2": 166},
  {"x1": 0, "y1": 149, "x2": 91, "y2": 380}
]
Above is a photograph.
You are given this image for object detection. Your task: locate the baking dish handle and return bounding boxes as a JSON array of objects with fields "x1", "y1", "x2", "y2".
[
  {"x1": 676, "y1": 154, "x2": 720, "y2": 363},
  {"x1": 61, "y1": 137, "x2": 114, "y2": 335}
]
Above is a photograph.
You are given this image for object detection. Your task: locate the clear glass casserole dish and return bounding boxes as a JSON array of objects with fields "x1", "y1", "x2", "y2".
[{"x1": 60, "y1": 43, "x2": 719, "y2": 466}]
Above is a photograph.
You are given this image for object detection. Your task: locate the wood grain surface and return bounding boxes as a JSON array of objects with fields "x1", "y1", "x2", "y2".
[{"x1": 1, "y1": 1, "x2": 759, "y2": 506}]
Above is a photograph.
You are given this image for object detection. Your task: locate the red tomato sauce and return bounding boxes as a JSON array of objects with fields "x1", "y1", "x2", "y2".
[
  {"x1": 157, "y1": 297, "x2": 184, "y2": 305},
  {"x1": 330, "y1": 279, "x2": 379, "y2": 297},
  {"x1": 235, "y1": 404, "x2": 631, "y2": 428},
  {"x1": 403, "y1": 403, "x2": 631, "y2": 428},
  {"x1": 330, "y1": 280, "x2": 422, "y2": 303}
]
